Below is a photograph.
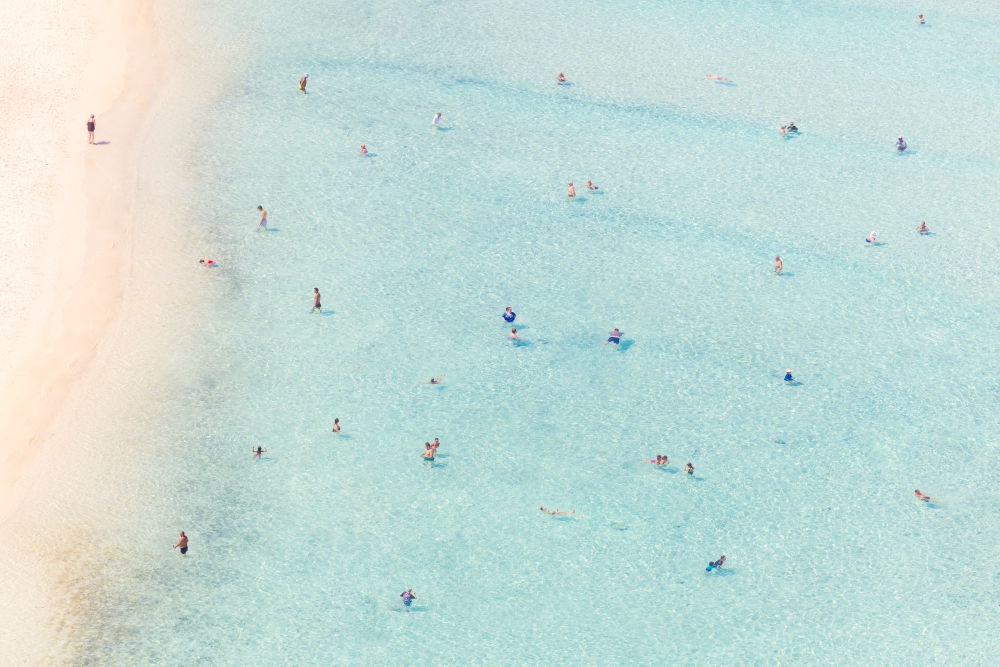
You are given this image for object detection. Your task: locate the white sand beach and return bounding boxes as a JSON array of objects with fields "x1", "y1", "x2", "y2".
[
  {"x1": 0, "y1": 0, "x2": 178, "y2": 658},
  {"x1": 0, "y1": 0, "x2": 163, "y2": 522}
]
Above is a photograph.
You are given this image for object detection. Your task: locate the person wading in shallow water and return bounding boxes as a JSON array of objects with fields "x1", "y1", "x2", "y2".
[{"x1": 173, "y1": 531, "x2": 188, "y2": 556}]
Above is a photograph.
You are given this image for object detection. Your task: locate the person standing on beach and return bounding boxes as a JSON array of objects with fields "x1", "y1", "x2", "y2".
[
  {"x1": 312, "y1": 288, "x2": 322, "y2": 313},
  {"x1": 173, "y1": 531, "x2": 188, "y2": 556},
  {"x1": 86, "y1": 115, "x2": 96, "y2": 144},
  {"x1": 257, "y1": 205, "x2": 267, "y2": 230},
  {"x1": 299, "y1": 73, "x2": 308, "y2": 92},
  {"x1": 774, "y1": 255, "x2": 783, "y2": 275}
]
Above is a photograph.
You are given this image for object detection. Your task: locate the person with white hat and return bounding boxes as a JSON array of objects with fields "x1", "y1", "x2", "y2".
[{"x1": 299, "y1": 73, "x2": 309, "y2": 92}]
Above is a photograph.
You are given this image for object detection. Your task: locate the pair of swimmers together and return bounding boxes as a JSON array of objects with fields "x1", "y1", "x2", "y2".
[
  {"x1": 779, "y1": 121, "x2": 799, "y2": 136},
  {"x1": 868, "y1": 221, "x2": 929, "y2": 244},
  {"x1": 645, "y1": 457, "x2": 695, "y2": 475},
  {"x1": 567, "y1": 181, "x2": 598, "y2": 198},
  {"x1": 422, "y1": 438, "x2": 441, "y2": 462}
]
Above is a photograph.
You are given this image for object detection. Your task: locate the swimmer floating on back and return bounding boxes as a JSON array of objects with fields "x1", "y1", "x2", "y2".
[
  {"x1": 914, "y1": 489, "x2": 939, "y2": 503},
  {"x1": 425, "y1": 375, "x2": 445, "y2": 384},
  {"x1": 706, "y1": 74, "x2": 728, "y2": 81},
  {"x1": 540, "y1": 507, "x2": 575, "y2": 515},
  {"x1": 916, "y1": 221, "x2": 929, "y2": 234},
  {"x1": 199, "y1": 258, "x2": 216, "y2": 266},
  {"x1": 502, "y1": 307, "x2": 517, "y2": 323},
  {"x1": 603, "y1": 328, "x2": 623, "y2": 347}
]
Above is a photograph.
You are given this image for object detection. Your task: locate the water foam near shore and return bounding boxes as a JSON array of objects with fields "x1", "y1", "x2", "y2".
[{"x1": 5, "y1": 0, "x2": 999, "y2": 663}]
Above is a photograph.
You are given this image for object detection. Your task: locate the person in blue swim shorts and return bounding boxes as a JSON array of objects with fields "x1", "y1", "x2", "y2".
[
  {"x1": 603, "y1": 327, "x2": 623, "y2": 347},
  {"x1": 400, "y1": 588, "x2": 416, "y2": 609},
  {"x1": 784, "y1": 368, "x2": 794, "y2": 382},
  {"x1": 502, "y1": 307, "x2": 516, "y2": 323}
]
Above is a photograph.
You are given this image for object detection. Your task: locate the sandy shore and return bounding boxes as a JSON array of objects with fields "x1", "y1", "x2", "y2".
[
  {"x1": 0, "y1": 0, "x2": 165, "y2": 519},
  {"x1": 0, "y1": 0, "x2": 177, "y2": 658}
]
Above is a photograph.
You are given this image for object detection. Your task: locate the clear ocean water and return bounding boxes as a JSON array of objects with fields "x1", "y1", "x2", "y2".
[{"x1": 16, "y1": 0, "x2": 1000, "y2": 664}]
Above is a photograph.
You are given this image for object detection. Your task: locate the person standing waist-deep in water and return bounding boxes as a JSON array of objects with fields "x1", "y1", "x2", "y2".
[
  {"x1": 400, "y1": 588, "x2": 416, "y2": 609},
  {"x1": 257, "y1": 205, "x2": 267, "y2": 230},
  {"x1": 332, "y1": 418, "x2": 340, "y2": 434},
  {"x1": 312, "y1": 288, "x2": 321, "y2": 313},
  {"x1": 86, "y1": 114, "x2": 96, "y2": 144},
  {"x1": 252, "y1": 445, "x2": 267, "y2": 459},
  {"x1": 774, "y1": 255, "x2": 782, "y2": 275},
  {"x1": 173, "y1": 531, "x2": 188, "y2": 556}
]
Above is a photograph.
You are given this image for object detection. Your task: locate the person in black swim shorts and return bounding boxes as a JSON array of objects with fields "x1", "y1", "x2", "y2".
[{"x1": 173, "y1": 531, "x2": 188, "y2": 556}]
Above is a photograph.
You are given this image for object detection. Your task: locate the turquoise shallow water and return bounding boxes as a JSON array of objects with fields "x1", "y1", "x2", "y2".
[{"x1": 66, "y1": 0, "x2": 1000, "y2": 663}]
